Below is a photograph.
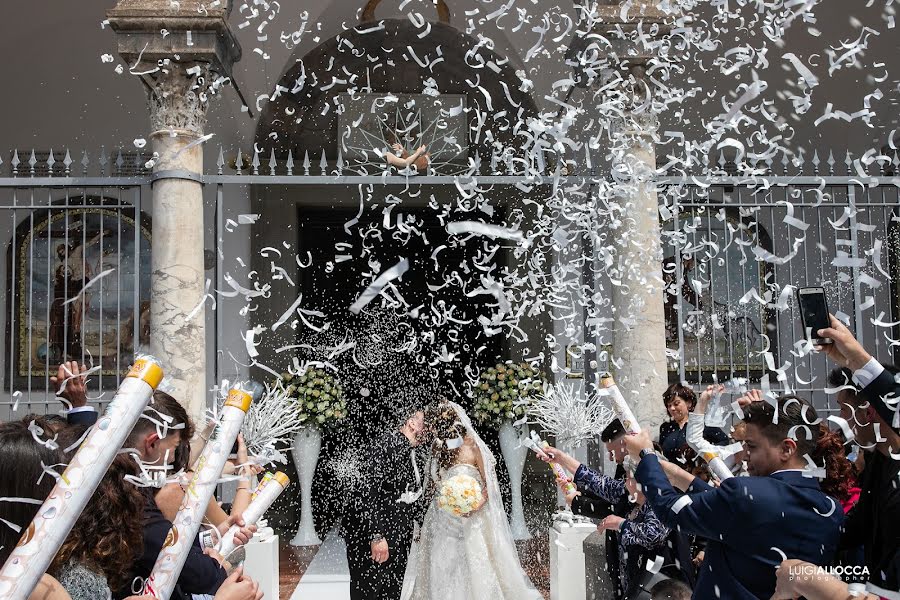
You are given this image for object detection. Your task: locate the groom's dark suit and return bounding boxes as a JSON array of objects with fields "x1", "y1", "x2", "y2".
[{"x1": 344, "y1": 429, "x2": 425, "y2": 600}]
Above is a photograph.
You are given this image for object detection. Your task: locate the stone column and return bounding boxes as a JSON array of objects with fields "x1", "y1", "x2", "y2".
[
  {"x1": 107, "y1": 0, "x2": 241, "y2": 425},
  {"x1": 589, "y1": 1, "x2": 672, "y2": 435},
  {"x1": 609, "y1": 111, "x2": 668, "y2": 435}
]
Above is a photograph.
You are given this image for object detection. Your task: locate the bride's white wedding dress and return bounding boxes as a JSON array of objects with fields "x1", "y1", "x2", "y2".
[{"x1": 402, "y1": 403, "x2": 543, "y2": 600}]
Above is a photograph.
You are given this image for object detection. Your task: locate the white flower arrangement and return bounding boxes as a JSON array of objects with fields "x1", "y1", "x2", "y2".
[
  {"x1": 528, "y1": 381, "x2": 615, "y2": 448},
  {"x1": 279, "y1": 367, "x2": 347, "y2": 429},
  {"x1": 472, "y1": 362, "x2": 546, "y2": 429},
  {"x1": 240, "y1": 382, "x2": 308, "y2": 465}
]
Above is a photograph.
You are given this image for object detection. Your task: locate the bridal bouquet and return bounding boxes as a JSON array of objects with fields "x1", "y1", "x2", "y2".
[
  {"x1": 437, "y1": 473, "x2": 484, "y2": 518},
  {"x1": 280, "y1": 367, "x2": 347, "y2": 428},
  {"x1": 472, "y1": 362, "x2": 546, "y2": 429}
]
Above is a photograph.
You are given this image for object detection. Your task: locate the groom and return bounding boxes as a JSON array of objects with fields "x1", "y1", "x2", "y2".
[{"x1": 344, "y1": 404, "x2": 430, "y2": 600}]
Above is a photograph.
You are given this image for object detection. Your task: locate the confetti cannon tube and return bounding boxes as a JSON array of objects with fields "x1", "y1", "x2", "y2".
[
  {"x1": 143, "y1": 382, "x2": 262, "y2": 600},
  {"x1": 542, "y1": 442, "x2": 577, "y2": 495},
  {"x1": 599, "y1": 376, "x2": 641, "y2": 434},
  {"x1": 686, "y1": 413, "x2": 734, "y2": 482},
  {"x1": 0, "y1": 357, "x2": 164, "y2": 600},
  {"x1": 526, "y1": 431, "x2": 577, "y2": 496},
  {"x1": 218, "y1": 471, "x2": 290, "y2": 557},
  {"x1": 703, "y1": 452, "x2": 734, "y2": 482}
]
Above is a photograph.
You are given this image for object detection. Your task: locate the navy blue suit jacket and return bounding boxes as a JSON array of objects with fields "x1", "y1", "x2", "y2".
[
  {"x1": 636, "y1": 455, "x2": 844, "y2": 600},
  {"x1": 66, "y1": 408, "x2": 98, "y2": 427}
]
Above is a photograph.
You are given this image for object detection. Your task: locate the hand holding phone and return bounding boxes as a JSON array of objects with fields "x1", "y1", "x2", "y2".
[{"x1": 797, "y1": 287, "x2": 833, "y2": 345}]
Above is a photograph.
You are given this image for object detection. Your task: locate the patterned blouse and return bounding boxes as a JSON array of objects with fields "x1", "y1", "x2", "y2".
[{"x1": 574, "y1": 464, "x2": 671, "y2": 592}]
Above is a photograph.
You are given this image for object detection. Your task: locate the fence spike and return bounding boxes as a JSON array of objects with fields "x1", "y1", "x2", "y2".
[
  {"x1": 11, "y1": 149, "x2": 19, "y2": 175},
  {"x1": 48, "y1": 149, "x2": 57, "y2": 177},
  {"x1": 114, "y1": 150, "x2": 124, "y2": 174},
  {"x1": 319, "y1": 149, "x2": 327, "y2": 175},
  {"x1": 63, "y1": 149, "x2": 72, "y2": 175},
  {"x1": 844, "y1": 150, "x2": 853, "y2": 174},
  {"x1": 826, "y1": 150, "x2": 836, "y2": 175},
  {"x1": 811, "y1": 149, "x2": 820, "y2": 174},
  {"x1": 336, "y1": 147, "x2": 344, "y2": 175},
  {"x1": 235, "y1": 148, "x2": 244, "y2": 174},
  {"x1": 489, "y1": 149, "x2": 499, "y2": 174},
  {"x1": 286, "y1": 150, "x2": 295, "y2": 176},
  {"x1": 303, "y1": 150, "x2": 310, "y2": 175},
  {"x1": 28, "y1": 149, "x2": 37, "y2": 176},
  {"x1": 268, "y1": 148, "x2": 277, "y2": 176},
  {"x1": 99, "y1": 146, "x2": 109, "y2": 175},
  {"x1": 251, "y1": 146, "x2": 261, "y2": 175},
  {"x1": 81, "y1": 150, "x2": 90, "y2": 176}
]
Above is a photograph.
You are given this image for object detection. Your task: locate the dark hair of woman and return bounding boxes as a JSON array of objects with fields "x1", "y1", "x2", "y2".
[
  {"x1": 662, "y1": 382, "x2": 697, "y2": 412},
  {"x1": 0, "y1": 417, "x2": 65, "y2": 565},
  {"x1": 812, "y1": 423, "x2": 856, "y2": 504},
  {"x1": 424, "y1": 400, "x2": 466, "y2": 471},
  {"x1": 49, "y1": 426, "x2": 144, "y2": 592}
]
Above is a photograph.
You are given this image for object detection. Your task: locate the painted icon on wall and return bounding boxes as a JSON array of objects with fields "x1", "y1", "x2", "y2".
[{"x1": 10, "y1": 198, "x2": 151, "y2": 385}]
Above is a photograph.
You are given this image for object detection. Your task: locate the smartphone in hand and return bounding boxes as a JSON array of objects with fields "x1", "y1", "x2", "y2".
[{"x1": 796, "y1": 287, "x2": 833, "y2": 345}]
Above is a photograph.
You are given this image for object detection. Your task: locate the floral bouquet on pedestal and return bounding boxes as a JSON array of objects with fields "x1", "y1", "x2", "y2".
[
  {"x1": 280, "y1": 367, "x2": 347, "y2": 428},
  {"x1": 472, "y1": 362, "x2": 546, "y2": 429}
]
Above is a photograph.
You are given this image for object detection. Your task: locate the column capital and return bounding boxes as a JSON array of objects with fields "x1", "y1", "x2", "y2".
[
  {"x1": 106, "y1": 0, "x2": 242, "y2": 136},
  {"x1": 145, "y1": 63, "x2": 215, "y2": 137}
]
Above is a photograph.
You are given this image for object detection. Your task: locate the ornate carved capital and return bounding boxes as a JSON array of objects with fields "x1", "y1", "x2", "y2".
[{"x1": 146, "y1": 63, "x2": 214, "y2": 136}]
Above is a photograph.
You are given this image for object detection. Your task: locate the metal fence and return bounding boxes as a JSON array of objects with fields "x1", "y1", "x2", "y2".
[
  {"x1": 661, "y1": 174, "x2": 900, "y2": 409},
  {"x1": 0, "y1": 145, "x2": 897, "y2": 421}
]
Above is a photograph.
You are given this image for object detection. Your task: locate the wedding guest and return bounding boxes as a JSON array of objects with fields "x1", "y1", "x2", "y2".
[
  {"x1": 650, "y1": 578, "x2": 692, "y2": 600},
  {"x1": 542, "y1": 448, "x2": 670, "y2": 595},
  {"x1": 0, "y1": 419, "x2": 155, "y2": 600},
  {"x1": 625, "y1": 395, "x2": 845, "y2": 600},
  {"x1": 817, "y1": 315, "x2": 899, "y2": 433},
  {"x1": 154, "y1": 433, "x2": 262, "y2": 542},
  {"x1": 554, "y1": 419, "x2": 632, "y2": 598},
  {"x1": 829, "y1": 366, "x2": 900, "y2": 596},
  {"x1": 50, "y1": 429, "x2": 144, "y2": 600},
  {"x1": 658, "y1": 383, "x2": 728, "y2": 467},
  {"x1": 0, "y1": 417, "x2": 65, "y2": 567},
  {"x1": 115, "y1": 392, "x2": 256, "y2": 600}
]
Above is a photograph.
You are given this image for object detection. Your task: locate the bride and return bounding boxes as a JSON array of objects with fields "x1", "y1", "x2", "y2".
[{"x1": 402, "y1": 399, "x2": 543, "y2": 600}]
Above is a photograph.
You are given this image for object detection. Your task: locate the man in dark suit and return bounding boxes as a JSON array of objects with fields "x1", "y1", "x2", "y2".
[
  {"x1": 624, "y1": 394, "x2": 844, "y2": 600},
  {"x1": 344, "y1": 406, "x2": 429, "y2": 600},
  {"x1": 818, "y1": 314, "x2": 899, "y2": 433}
]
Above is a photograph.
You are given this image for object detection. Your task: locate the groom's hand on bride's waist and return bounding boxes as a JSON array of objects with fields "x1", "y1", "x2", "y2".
[{"x1": 371, "y1": 538, "x2": 390, "y2": 563}]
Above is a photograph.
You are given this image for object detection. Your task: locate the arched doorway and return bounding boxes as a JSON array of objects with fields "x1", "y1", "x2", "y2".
[{"x1": 248, "y1": 16, "x2": 553, "y2": 567}]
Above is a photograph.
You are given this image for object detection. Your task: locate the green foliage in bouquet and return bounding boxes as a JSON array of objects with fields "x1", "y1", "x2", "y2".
[
  {"x1": 280, "y1": 367, "x2": 346, "y2": 428},
  {"x1": 472, "y1": 362, "x2": 546, "y2": 429}
]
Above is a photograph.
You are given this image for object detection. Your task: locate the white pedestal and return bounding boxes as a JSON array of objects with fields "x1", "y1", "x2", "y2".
[
  {"x1": 550, "y1": 519, "x2": 597, "y2": 600},
  {"x1": 499, "y1": 421, "x2": 531, "y2": 540},
  {"x1": 243, "y1": 533, "x2": 279, "y2": 600},
  {"x1": 291, "y1": 526, "x2": 351, "y2": 600},
  {"x1": 291, "y1": 427, "x2": 323, "y2": 546}
]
